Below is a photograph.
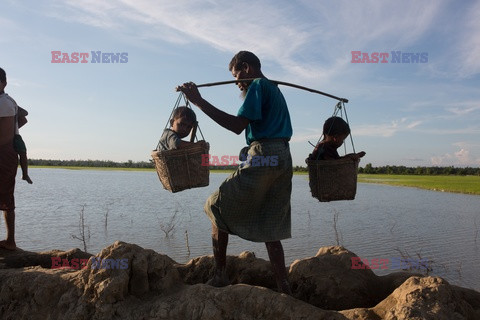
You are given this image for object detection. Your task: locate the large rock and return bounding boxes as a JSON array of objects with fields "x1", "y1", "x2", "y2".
[
  {"x1": 0, "y1": 242, "x2": 479, "y2": 319},
  {"x1": 342, "y1": 276, "x2": 480, "y2": 320},
  {"x1": 289, "y1": 246, "x2": 381, "y2": 310}
]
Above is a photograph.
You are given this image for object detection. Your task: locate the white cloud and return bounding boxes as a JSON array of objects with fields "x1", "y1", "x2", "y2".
[
  {"x1": 423, "y1": 127, "x2": 480, "y2": 135},
  {"x1": 292, "y1": 117, "x2": 423, "y2": 143},
  {"x1": 49, "y1": 0, "x2": 126, "y2": 29},
  {"x1": 0, "y1": 17, "x2": 15, "y2": 29},
  {"x1": 420, "y1": 2, "x2": 480, "y2": 79},
  {"x1": 456, "y1": 1, "x2": 480, "y2": 78},
  {"x1": 446, "y1": 102, "x2": 480, "y2": 116},
  {"x1": 290, "y1": 129, "x2": 323, "y2": 143},
  {"x1": 298, "y1": 0, "x2": 443, "y2": 48},
  {"x1": 0, "y1": 16, "x2": 30, "y2": 44},
  {"x1": 454, "y1": 148, "x2": 471, "y2": 164},
  {"x1": 431, "y1": 153, "x2": 452, "y2": 166},
  {"x1": 45, "y1": 0, "x2": 448, "y2": 83},
  {"x1": 12, "y1": 0, "x2": 479, "y2": 83},
  {"x1": 354, "y1": 118, "x2": 423, "y2": 137},
  {"x1": 407, "y1": 121, "x2": 422, "y2": 129},
  {"x1": 454, "y1": 141, "x2": 480, "y2": 149},
  {"x1": 431, "y1": 148, "x2": 480, "y2": 166}
]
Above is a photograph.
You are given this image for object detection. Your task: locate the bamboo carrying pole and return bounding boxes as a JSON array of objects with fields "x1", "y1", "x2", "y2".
[{"x1": 176, "y1": 79, "x2": 348, "y2": 103}]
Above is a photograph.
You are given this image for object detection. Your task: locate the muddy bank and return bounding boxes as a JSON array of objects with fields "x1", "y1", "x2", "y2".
[{"x1": 1, "y1": 242, "x2": 479, "y2": 319}]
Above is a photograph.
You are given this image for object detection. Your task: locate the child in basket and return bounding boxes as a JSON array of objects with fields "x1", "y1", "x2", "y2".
[
  {"x1": 307, "y1": 116, "x2": 366, "y2": 161},
  {"x1": 157, "y1": 106, "x2": 207, "y2": 151}
]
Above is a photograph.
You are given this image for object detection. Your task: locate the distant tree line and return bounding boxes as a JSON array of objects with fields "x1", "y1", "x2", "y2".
[
  {"x1": 289, "y1": 164, "x2": 480, "y2": 175},
  {"x1": 358, "y1": 163, "x2": 480, "y2": 176},
  {"x1": 296, "y1": 163, "x2": 479, "y2": 175},
  {"x1": 28, "y1": 159, "x2": 480, "y2": 175},
  {"x1": 29, "y1": 159, "x2": 154, "y2": 168}
]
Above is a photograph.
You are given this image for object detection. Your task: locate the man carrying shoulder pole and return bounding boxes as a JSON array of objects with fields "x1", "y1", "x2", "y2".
[{"x1": 177, "y1": 51, "x2": 293, "y2": 294}]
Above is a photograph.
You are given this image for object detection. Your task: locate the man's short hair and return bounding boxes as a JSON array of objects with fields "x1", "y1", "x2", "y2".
[
  {"x1": 229, "y1": 51, "x2": 261, "y2": 71},
  {"x1": 0, "y1": 68, "x2": 6, "y2": 83}
]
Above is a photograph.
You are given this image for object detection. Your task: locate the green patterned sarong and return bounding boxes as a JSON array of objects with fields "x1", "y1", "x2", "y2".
[{"x1": 204, "y1": 139, "x2": 292, "y2": 242}]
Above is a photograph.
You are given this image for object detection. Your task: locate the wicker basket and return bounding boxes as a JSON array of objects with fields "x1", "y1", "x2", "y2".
[
  {"x1": 151, "y1": 143, "x2": 210, "y2": 193},
  {"x1": 307, "y1": 157, "x2": 359, "y2": 202}
]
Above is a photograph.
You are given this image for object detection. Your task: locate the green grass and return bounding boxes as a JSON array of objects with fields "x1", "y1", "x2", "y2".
[
  {"x1": 209, "y1": 169, "x2": 235, "y2": 174},
  {"x1": 358, "y1": 174, "x2": 480, "y2": 195}
]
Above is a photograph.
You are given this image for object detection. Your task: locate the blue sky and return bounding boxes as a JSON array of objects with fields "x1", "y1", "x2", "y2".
[{"x1": 1, "y1": 0, "x2": 479, "y2": 167}]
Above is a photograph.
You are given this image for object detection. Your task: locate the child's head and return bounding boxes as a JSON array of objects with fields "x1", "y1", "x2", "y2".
[
  {"x1": 170, "y1": 106, "x2": 197, "y2": 139},
  {"x1": 323, "y1": 116, "x2": 351, "y2": 148}
]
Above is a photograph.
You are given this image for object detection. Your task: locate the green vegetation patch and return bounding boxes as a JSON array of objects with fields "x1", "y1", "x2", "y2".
[{"x1": 358, "y1": 174, "x2": 480, "y2": 195}]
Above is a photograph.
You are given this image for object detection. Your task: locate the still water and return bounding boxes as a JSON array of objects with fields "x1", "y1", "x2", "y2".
[{"x1": 10, "y1": 168, "x2": 480, "y2": 291}]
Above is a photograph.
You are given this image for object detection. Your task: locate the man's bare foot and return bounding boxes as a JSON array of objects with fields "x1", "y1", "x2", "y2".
[
  {"x1": 23, "y1": 175, "x2": 33, "y2": 184},
  {"x1": 0, "y1": 240, "x2": 17, "y2": 250},
  {"x1": 206, "y1": 269, "x2": 230, "y2": 287}
]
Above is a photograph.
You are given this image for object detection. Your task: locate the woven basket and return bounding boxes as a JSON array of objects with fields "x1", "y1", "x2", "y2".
[
  {"x1": 151, "y1": 143, "x2": 210, "y2": 193},
  {"x1": 307, "y1": 157, "x2": 359, "y2": 202}
]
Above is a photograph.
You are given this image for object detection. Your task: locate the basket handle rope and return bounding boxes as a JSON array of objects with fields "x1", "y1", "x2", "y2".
[{"x1": 156, "y1": 92, "x2": 205, "y2": 150}]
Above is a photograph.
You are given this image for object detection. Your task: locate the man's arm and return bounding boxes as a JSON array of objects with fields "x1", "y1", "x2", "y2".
[
  {"x1": 0, "y1": 116, "x2": 15, "y2": 145},
  {"x1": 177, "y1": 83, "x2": 249, "y2": 134}
]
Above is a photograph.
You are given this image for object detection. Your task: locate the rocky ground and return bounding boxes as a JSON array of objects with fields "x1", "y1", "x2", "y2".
[{"x1": 0, "y1": 242, "x2": 479, "y2": 319}]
